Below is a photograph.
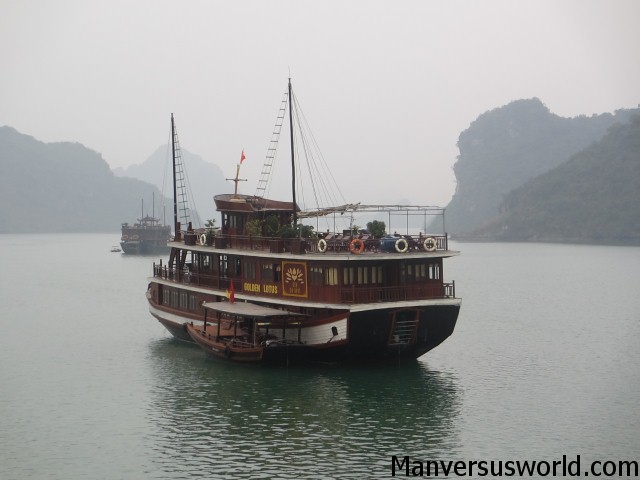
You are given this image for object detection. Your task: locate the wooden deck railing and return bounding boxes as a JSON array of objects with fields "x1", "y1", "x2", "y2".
[{"x1": 181, "y1": 232, "x2": 449, "y2": 255}]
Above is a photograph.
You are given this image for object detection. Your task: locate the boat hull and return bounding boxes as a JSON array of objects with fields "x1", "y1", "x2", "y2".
[
  {"x1": 149, "y1": 294, "x2": 460, "y2": 364},
  {"x1": 335, "y1": 303, "x2": 459, "y2": 362},
  {"x1": 121, "y1": 240, "x2": 170, "y2": 255}
]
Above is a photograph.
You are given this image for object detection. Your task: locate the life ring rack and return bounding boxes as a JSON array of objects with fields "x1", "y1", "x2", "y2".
[
  {"x1": 395, "y1": 238, "x2": 409, "y2": 253},
  {"x1": 349, "y1": 238, "x2": 365, "y2": 254},
  {"x1": 423, "y1": 237, "x2": 437, "y2": 252},
  {"x1": 317, "y1": 238, "x2": 328, "y2": 253}
]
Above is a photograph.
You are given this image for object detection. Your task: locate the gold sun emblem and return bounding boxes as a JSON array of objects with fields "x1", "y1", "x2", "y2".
[
  {"x1": 285, "y1": 267, "x2": 305, "y2": 285},
  {"x1": 282, "y1": 262, "x2": 308, "y2": 297}
]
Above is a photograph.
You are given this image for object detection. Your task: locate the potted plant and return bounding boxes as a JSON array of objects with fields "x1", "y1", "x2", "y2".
[{"x1": 205, "y1": 219, "x2": 216, "y2": 246}]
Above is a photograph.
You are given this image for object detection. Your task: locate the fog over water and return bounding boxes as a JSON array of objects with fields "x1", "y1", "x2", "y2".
[{"x1": 1, "y1": 0, "x2": 639, "y2": 206}]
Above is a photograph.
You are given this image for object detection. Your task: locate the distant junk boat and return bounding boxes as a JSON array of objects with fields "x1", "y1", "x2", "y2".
[
  {"x1": 121, "y1": 197, "x2": 171, "y2": 255},
  {"x1": 146, "y1": 80, "x2": 461, "y2": 364}
]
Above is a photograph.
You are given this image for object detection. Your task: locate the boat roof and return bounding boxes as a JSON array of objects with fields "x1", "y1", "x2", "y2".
[
  {"x1": 202, "y1": 301, "x2": 305, "y2": 318},
  {"x1": 214, "y1": 194, "x2": 299, "y2": 213}
]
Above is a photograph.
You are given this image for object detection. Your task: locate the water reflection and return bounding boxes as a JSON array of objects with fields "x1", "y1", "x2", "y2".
[{"x1": 145, "y1": 339, "x2": 462, "y2": 479}]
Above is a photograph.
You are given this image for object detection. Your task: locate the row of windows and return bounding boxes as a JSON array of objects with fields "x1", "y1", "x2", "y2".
[
  {"x1": 402, "y1": 263, "x2": 440, "y2": 281},
  {"x1": 163, "y1": 289, "x2": 198, "y2": 310},
  {"x1": 342, "y1": 266, "x2": 384, "y2": 286},
  {"x1": 184, "y1": 252, "x2": 441, "y2": 287}
]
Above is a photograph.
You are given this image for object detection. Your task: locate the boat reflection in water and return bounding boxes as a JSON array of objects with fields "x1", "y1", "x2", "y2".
[{"x1": 145, "y1": 338, "x2": 462, "y2": 478}]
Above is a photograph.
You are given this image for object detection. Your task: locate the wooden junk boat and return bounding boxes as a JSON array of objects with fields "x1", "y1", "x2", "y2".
[
  {"x1": 121, "y1": 198, "x2": 171, "y2": 255},
  {"x1": 147, "y1": 80, "x2": 461, "y2": 364}
]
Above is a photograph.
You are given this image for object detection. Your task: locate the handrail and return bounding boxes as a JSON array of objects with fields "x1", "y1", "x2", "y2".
[{"x1": 200, "y1": 233, "x2": 449, "y2": 254}]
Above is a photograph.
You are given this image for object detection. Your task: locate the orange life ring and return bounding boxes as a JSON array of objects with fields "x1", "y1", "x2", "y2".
[{"x1": 349, "y1": 238, "x2": 365, "y2": 254}]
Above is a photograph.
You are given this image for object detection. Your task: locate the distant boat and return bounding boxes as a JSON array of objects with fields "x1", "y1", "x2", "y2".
[
  {"x1": 121, "y1": 197, "x2": 171, "y2": 255},
  {"x1": 110, "y1": 245, "x2": 122, "y2": 253},
  {"x1": 146, "y1": 80, "x2": 461, "y2": 364}
]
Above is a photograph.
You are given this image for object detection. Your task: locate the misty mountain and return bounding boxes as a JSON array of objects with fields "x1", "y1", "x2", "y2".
[
  {"x1": 470, "y1": 115, "x2": 640, "y2": 244},
  {"x1": 445, "y1": 99, "x2": 640, "y2": 234},
  {"x1": 113, "y1": 146, "x2": 228, "y2": 224},
  {"x1": 0, "y1": 126, "x2": 168, "y2": 233}
]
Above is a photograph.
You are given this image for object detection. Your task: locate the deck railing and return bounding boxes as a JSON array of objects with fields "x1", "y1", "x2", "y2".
[{"x1": 181, "y1": 232, "x2": 449, "y2": 254}]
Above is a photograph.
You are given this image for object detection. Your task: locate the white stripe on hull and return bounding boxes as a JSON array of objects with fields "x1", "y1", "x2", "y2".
[{"x1": 149, "y1": 302, "x2": 347, "y2": 346}]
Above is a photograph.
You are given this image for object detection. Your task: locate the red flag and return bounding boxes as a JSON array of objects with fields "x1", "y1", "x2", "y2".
[
  {"x1": 240, "y1": 149, "x2": 246, "y2": 164},
  {"x1": 229, "y1": 280, "x2": 235, "y2": 303}
]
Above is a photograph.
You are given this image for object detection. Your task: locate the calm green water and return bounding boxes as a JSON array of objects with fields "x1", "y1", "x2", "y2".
[{"x1": 1, "y1": 234, "x2": 639, "y2": 479}]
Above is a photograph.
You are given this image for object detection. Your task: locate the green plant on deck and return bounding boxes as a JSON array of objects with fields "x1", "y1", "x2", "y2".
[
  {"x1": 264, "y1": 215, "x2": 280, "y2": 237},
  {"x1": 366, "y1": 220, "x2": 387, "y2": 238},
  {"x1": 205, "y1": 218, "x2": 216, "y2": 242},
  {"x1": 278, "y1": 224, "x2": 317, "y2": 239},
  {"x1": 246, "y1": 219, "x2": 263, "y2": 237}
]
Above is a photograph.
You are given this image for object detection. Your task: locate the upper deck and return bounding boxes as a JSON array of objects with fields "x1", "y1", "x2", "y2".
[
  {"x1": 173, "y1": 231, "x2": 459, "y2": 260},
  {"x1": 153, "y1": 199, "x2": 459, "y2": 305}
]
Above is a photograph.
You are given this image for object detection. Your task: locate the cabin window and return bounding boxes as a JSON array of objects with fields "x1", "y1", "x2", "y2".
[
  {"x1": 199, "y1": 253, "x2": 212, "y2": 271},
  {"x1": 358, "y1": 267, "x2": 367, "y2": 284},
  {"x1": 371, "y1": 266, "x2": 383, "y2": 284},
  {"x1": 309, "y1": 266, "x2": 324, "y2": 285},
  {"x1": 325, "y1": 267, "x2": 339, "y2": 286},
  {"x1": 219, "y1": 255, "x2": 228, "y2": 277},
  {"x1": 343, "y1": 266, "x2": 379, "y2": 285},
  {"x1": 261, "y1": 263, "x2": 273, "y2": 282},
  {"x1": 245, "y1": 261, "x2": 256, "y2": 280},
  {"x1": 274, "y1": 264, "x2": 282, "y2": 282},
  {"x1": 261, "y1": 263, "x2": 281, "y2": 282},
  {"x1": 407, "y1": 263, "x2": 426, "y2": 281},
  {"x1": 343, "y1": 267, "x2": 355, "y2": 285},
  {"x1": 189, "y1": 294, "x2": 197, "y2": 311},
  {"x1": 163, "y1": 289, "x2": 170, "y2": 305},
  {"x1": 171, "y1": 291, "x2": 179, "y2": 307},
  {"x1": 428, "y1": 263, "x2": 440, "y2": 280},
  {"x1": 225, "y1": 213, "x2": 245, "y2": 234},
  {"x1": 418, "y1": 263, "x2": 427, "y2": 279},
  {"x1": 180, "y1": 292, "x2": 188, "y2": 309},
  {"x1": 234, "y1": 257, "x2": 242, "y2": 276},
  {"x1": 401, "y1": 262, "x2": 436, "y2": 283}
]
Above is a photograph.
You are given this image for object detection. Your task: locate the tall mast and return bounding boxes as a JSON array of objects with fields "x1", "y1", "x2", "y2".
[
  {"x1": 288, "y1": 78, "x2": 297, "y2": 228},
  {"x1": 171, "y1": 113, "x2": 178, "y2": 236}
]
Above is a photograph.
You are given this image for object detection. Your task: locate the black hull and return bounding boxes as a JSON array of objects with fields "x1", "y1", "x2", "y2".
[
  {"x1": 306, "y1": 304, "x2": 460, "y2": 363},
  {"x1": 152, "y1": 302, "x2": 460, "y2": 364},
  {"x1": 156, "y1": 317, "x2": 193, "y2": 342}
]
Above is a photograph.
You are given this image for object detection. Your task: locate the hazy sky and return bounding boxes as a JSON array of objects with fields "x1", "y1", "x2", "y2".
[{"x1": 2, "y1": 0, "x2": 639, "y2": 207}]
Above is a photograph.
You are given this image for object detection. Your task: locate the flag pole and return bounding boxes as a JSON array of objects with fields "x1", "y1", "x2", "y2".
[{"x1": 226, "y1": 149, "x2": 247, "y2": 199}]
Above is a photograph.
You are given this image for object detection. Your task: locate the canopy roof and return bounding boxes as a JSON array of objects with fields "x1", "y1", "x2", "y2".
[
  {"x1": 202, "y1": 301, "x2": 305, "y2": 318},
  {"x1": 298, "y1": 203, "x2": 445, "y2": 219}
]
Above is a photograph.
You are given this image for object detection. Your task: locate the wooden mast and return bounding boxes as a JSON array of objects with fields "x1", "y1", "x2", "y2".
[
  {"x1": 171, "y1": 114, "x2": 178, "y2": 238},
  {"x1": 288, "y1": 78, "x2": 297, "y2": 228}
]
